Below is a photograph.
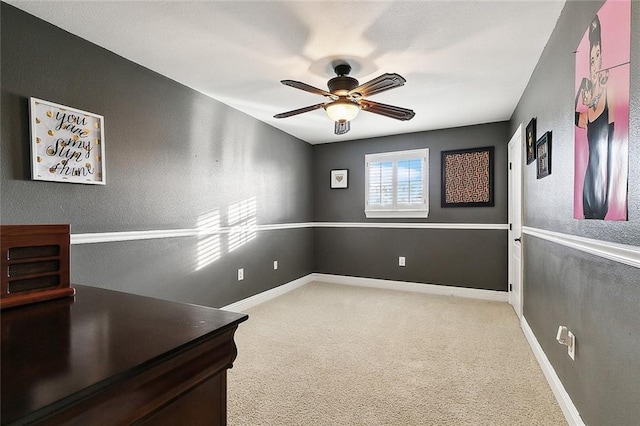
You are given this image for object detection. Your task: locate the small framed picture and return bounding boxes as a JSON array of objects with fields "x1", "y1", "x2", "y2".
[
  {"x1": 30, "y1": 97, "x2": 106, "y2": 185},
  {"x1": 526, "y1": 117, "x2": 537, "y2": 165},
  {"x1": 330, "y1": 169, "x2": 348, "y2": 189},
  {"x1": 536, "y1": 131, "x2": 552, "y2": 179}
]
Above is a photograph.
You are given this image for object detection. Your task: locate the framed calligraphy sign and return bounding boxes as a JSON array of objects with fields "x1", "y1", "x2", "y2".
[{"x1": 30, "y1": 97, "x2": 105, "y2": 185}]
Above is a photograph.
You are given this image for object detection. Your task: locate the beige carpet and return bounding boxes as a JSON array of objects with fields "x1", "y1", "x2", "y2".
[{"x1": 228, "y1": 282, "x2": 566, "y2": 425}]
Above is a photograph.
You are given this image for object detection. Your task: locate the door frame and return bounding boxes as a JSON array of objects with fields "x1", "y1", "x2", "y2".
[{"x1": 508, "y1": 124, "x2": 524, "y2": 319}]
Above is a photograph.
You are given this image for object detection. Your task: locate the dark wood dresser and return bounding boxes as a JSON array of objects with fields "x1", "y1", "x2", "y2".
[{"x1": 1, "y1": 285, "x2": 247, "y2": 425}]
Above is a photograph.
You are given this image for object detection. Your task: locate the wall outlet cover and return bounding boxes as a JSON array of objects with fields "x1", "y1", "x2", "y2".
[
  {"x1": 238, "y1": 268, "x2": 244, "y2": 281},
  {"x1": 399, "y1": 256, "x2": 406, "y2": 267},
  {"x1": 568, "y1": 331, "x2": 576, "y2": 360}
]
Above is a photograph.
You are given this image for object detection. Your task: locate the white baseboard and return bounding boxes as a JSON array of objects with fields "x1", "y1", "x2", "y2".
[
  {"x1": 222, "y1": 273, "x2": 508, "y2": 313},
  {"x1": 312, "y1": 273, "x2": 508, "y2": 302},
  {"x1": 521, "y1": 317, "x2": 584, "y2": 426},
  {"x1": 221, "y1": 274, "x2": 315, "y2": 313}
]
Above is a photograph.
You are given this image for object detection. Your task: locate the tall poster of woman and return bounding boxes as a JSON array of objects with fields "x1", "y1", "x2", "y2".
[{"x1": 574, "y1": 0, "x2": 630, "y2": 220}]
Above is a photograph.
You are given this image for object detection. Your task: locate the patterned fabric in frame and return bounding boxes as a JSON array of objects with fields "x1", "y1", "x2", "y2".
[{"x1": 441, "y1": 146, "x2": 494, "y2": 207}]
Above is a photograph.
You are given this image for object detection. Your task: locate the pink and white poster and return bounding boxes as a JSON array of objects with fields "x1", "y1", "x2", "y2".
[{"x1": 574, "y1": 0, "x2": 630, "y2": 220}]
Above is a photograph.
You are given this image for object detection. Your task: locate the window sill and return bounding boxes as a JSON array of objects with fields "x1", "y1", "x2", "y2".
[{"x1": 365, "y1": 210, "x2": 429, "y2": 219}]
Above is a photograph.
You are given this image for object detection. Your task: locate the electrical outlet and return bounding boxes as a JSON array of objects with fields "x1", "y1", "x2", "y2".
[
  {"x1": 237, "y1": 268, "x2": 244, "y2": 281},
  {"x1": 273, "y1": 260, "x2": 278, "y2": 270},
  {"x1": 399, "y1": 256, "x2": 406, "y2": 267},
  {"x1": 567, "y1": 331, "x2": 576, "y2": 360}
]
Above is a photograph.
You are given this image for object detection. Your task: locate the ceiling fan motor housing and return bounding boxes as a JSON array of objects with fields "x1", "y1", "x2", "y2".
[
  {"x1": 328, "y1": 64, "x2": 358, "y2": 95},
  {"x1": 328, "y1": 76, "x2": 359, "y2": 95}
]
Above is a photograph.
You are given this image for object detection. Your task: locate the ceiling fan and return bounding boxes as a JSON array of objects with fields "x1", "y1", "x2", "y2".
[{"x1": 274, "y1": 63, "x2": 415, "y2": 135}]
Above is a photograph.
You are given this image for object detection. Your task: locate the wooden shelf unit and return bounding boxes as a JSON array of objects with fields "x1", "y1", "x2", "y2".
[{"x1": 1, "y1": 224, "x2": 75, "y2": 309}]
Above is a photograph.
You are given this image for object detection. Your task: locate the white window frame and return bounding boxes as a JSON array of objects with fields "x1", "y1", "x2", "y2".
[{"x1": 365, "y1": 148, "x2": 429, "y2": 218}]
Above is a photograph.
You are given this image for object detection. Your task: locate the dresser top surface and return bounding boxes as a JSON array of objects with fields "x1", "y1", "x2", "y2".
[{"x1": 1, "y1": 285, "x2": 247, "y2": 423}]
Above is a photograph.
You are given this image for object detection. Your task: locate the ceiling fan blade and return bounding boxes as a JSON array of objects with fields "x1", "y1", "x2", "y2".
[
  {"x1": 281, "y1": 80, "x2": 338, "y2": 99},
  {"x1": 348, "y1": 73, "x2": 406, "y2": 98},
  {"x1": 359, "y1": 100, "x2": 415, "y2": 121},
  {"x1": 334, "y1": 120, "x2": 350, "y2": 135},
  {"x1": 274, "y1": 103, "x2": 326, "y2": 119}
]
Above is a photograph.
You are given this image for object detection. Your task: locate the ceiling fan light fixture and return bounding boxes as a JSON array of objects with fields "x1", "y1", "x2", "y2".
[
  {"x1": 275, "y1": 63, "x2": 414, "y2": 135},
  {"x1": 324, "y1": 99, "x2": 360, "y2": 122}
]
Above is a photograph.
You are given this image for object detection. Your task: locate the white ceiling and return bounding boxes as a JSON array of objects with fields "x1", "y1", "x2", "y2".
[{"x1": 8, "y1": 0, "x2": 565, "y2": 145}]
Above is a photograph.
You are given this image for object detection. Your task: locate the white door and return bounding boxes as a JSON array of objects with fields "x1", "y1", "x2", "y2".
[{"x1": 508, "y1": 125, "x2": 523, "y2": 319}]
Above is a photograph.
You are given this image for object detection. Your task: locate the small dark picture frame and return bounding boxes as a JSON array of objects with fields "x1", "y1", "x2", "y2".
[
  {"x1": 441, "y1": 146, "x2": 494, "y2": 207},
  {"x1": 526, "y1": 118, "x2": 537, "y2": 165},
  {"x1": 330, "y1": 169, "x2": 348, "y2": 189},
  {"x1": 536, "y1": 131, "x2": 552, "y2": 179}
]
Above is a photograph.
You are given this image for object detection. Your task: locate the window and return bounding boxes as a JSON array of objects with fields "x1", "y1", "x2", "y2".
[{"x1": 365, "y1": 149, "x2": 429, "y2": 218}]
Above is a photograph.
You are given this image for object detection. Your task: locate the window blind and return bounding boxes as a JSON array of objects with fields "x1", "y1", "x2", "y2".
[
  {"x1": 397, "y1": 159, "x2": 423, "y2": 205},
  {"x1": 365, "y1": 149, "x2": 429, "y2": 218},
  {"x1": 368, "y1": 161, "x2": 393, "y2": 206}
]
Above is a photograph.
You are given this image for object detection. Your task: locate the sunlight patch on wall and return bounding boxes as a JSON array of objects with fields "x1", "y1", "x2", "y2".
[
  {"x1": 228, "y1": 197, "x2": 257, "y2": 253},
  {"x1": 196, "y1": 209, "x2": 221, "y2": 271}
]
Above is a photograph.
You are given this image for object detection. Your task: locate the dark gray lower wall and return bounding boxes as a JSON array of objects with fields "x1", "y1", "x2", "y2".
[
  {"x1": 1, "y1": 3, "x2": 313, "y2": 306},
  {"x1": 510, "y1": 0, "x2": 640, "y2": 423},
  {"x1": 72, "y1": 229, "x2": 313, "y2": 308},
  {"x1": 315, "y1": 228, "x2": 507, "y2": 291},
  {"x1": 312, "y1": 122, "x2": 510, "y2": 290},
  {"x1": 524, "y1": 236, "x2": 640, "y2": 425}
]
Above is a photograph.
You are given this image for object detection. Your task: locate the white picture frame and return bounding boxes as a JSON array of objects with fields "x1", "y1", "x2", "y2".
[
  {"x1": 330, "y1": 169, "x2": 348, "y2": 189},
  {"x1": 30, "y1": 97, "x2": 106, "y2": 185}
]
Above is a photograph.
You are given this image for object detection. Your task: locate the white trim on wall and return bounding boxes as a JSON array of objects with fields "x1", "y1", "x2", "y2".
[
  {"x1": 71, "y1": 223, "x2": 315, "y2": 244},
  {"x1": 314, "y1": 222, "x2": 508, "y2": 230},
  {"x1": 313, "y1": 273, "x2": 508, "y2": 302},
  {"x1": 521, "y1": 317, "x2": 585, "y2": 426},
  {"x1": 523, "y1": 226, "x2": 640, "y2": 269},
  {"x1": 71, "y1": 223, "x2": 639, "y2": 272},
  {"x1": 71, "y1": 228, "x2": 198, "y2": 245},
  {"x1": 221, "y1": 274, "x2": 315, "y2": 313},
  {"x1": 221, "y1": 273, "x2": 507, "y2": 312},
  {"x1": 71, "y1": 222, "x2": 507, "y2": 245}
]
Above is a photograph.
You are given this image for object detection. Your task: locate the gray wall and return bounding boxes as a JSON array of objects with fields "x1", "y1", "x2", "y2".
[
  {"x1": 8, "y1": 3, "x2": 637, "y2": 422},
  {"x1": 313, "y1": 123, "x2": 510, "y2": 291},
  {"x1": 510, "y1": 0, "x2": 640, "y2": 424},
  {"x1": 1, "y1": 3, "x2": 313, "y2": 307}
]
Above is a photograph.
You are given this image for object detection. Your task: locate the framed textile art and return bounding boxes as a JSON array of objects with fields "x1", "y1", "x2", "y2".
[{"x1": 441, "y1": 146, "x2": 494, "y2": 207}]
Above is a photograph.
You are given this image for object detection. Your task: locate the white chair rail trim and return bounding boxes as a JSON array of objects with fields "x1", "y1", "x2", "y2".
[
  {"x1": 70, "y1": 223, "x2": 315, "y2": 244},
  {"x1": 71, "y1": 222, "x2": 507, "y2": 245},
  {"x1": 522, "y1": 226, "x2": 640, "y2": 269},
  {"x1": 71, "y1": 223, "x2": 639, "y2": 270},
  {"x1": 314, "y1": 222, "x2": 507, "y2": 230}
]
